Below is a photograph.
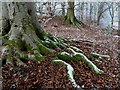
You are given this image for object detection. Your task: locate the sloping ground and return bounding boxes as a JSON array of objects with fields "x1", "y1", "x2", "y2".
[
  {"x1": 2, "y1": 40, "x2": 120, "y2": 89},
  {"x1": 43, "y1": 16, "x2": 119, "y2": 60},
  {"x1": 43, "y1": 16, "x2": 120, "y2": 88},
  {"x1": 2, "y1": 16, "x2": 120, "y2": 89}
]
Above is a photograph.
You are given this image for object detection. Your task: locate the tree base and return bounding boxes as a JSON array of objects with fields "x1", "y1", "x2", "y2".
[{"x1": 64, "y1": 15, "x2": 84, "y2": 27}]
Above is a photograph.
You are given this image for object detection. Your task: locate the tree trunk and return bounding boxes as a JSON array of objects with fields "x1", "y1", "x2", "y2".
[
  {"x1": 47, "y1": 2, "x2": 52, "y2": 17},
  {"x1": 61, "y1": 2, "x2": 65, "y2": 17},
  {"x1": 1, "y1": 2, "x2": 52, "y2": 65},
  {"x1": 89, "y1": 3, "x2": 93, "y2": 23},
  {"x1": 80, "y1": 2, "x2": 84, "y2": 21},
  {"x1": 64, "y1": 0, "x2": 84, "y2": 26},
  {"x1": 93, "y1": 2, "x2": 97, "y2": 25},
  {"x1": 2, "y1": 2, "x2": 11, "y2": 36},
  {"x1": 97, "y1": 2, "x2": 103, "y2": 25},
  {"x1": 85, "y1": 2, "x2": 88, "y2": 21},
  {"x1": 118, "y1": 2, "x2": 120, "y2": 36}
]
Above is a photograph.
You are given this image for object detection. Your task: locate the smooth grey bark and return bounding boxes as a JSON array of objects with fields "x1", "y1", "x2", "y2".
[
  {"x1": 2, "y1": 2, "x2": 11, "y2": 36},
  {"x1": 85, "y1": 2, "x2": 88, "y2": 21},
  {"x1": 97, "y1": 2, "x2": 104, "y2": 25},
  {"x1": 93, "y1": 2, "x2": 97, "y2": 25},
  {"x1": 108, "y1": 2, "x2": 114, "y2": 28},
  {"x1": 89, "y1": 3, "x2": 93, "y2": 22},
  {"x1": 61, "y1": 2, "x2": 65, "y2": 17},
  {"x1": 1, "y1": 2, "x2": 50, "y2": 65},
  {"x1": 118, "y1": 2, "x2": 120, "y2": 36},
  {"x1": 47, "y1": 2, "x2": 52, "y2": 16},
  {"x1": 80, "y1": 2, "x2": 84, "y2": 21}
]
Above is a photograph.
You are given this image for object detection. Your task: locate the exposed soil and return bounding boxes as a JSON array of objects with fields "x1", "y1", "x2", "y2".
[{"x1": 2, "y1": 16, "x2": 120, "y2": 89}]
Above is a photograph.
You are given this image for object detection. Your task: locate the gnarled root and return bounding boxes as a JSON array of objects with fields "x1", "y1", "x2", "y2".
[
  {"x1": 57, "y1": 48, "x2": 104, "y2": 74},
  {"x1": 64, "y1": 15, "x2": 84, "y2": 27},
  {"x1": 90, "y1": 53, "x2": 110, "y2": 60},
  {"x1": 53, "y1": 59, "x2": 81, "y2": 88}
]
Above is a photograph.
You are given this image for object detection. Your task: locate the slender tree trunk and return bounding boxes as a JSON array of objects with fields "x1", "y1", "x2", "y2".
[
  {"x1": 108, "y1": 3, "x2": 114, "y2": 29},
  {"x1": 93, "y1": 2, "x2": 97, "y2": 25},
  {"x1": 89, "y1": 3, "x2": 93, "y2": 23},
  {"x1": 80, "y1": 2, "x2": 84, "y2": 21},
  {"x1": 2, "y1": 2, "x2": 11, "y2": 36},
  {"x1": 61, "y1": 2, "x2": 65, "y2": 17},
  {"x1": 97, "y1": 2, "x2": 104, "y2": 25},
  {"x1": 85, "y1": 2, "x2": 88, "y2": 21},
  {"x1": 47, "y1": 2, "x2": 52, "y2": 17},
  {"x1": 118, "y1": 2, "x2": 120, "y2": 36}
]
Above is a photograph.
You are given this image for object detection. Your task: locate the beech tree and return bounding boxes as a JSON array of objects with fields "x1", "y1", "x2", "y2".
[
  {"x1": 64, "y1": 0, "x2": 84, "y2": 26},
  {"x1": 61, "y1": 2, "x2": 66, "y2": 17},
  {"x1": 1, "y1": 2, "x2": 106, "y2": 88},
  {"x1": 118, "y1": 2, "x2": 120, "y2": 36}
]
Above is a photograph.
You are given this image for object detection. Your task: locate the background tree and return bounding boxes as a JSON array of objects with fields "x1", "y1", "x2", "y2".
[
  {"x1": 64, "y1": 0, "x2": 83, "y2": 26},
  {"x1": 118, "y1": 2, "x2": 120, "y2": 36},
  {"x1": 61, "y1": 2, "x2": 66, "y2": 17},
  {"x1": 2, "y1": 2, "x2": 11, "y2": 36},
  {"x1": 80, "y1": 2, "x2": 84, "y2": 21},
  {"x1": 47, "y1": 2, "x2": 53, "y2": 17},
  {"x1": 108, "y1": 2, "x2": 115, "y2": 28},
  {"x1": 89, "y1": 2, "x2": 93, "y2": 23},
  {"x1": 97, "y1": 2, "x2": 105, "y2": 25},
  {"x1": 85, "y1": 2, "x2": 88, "y2": 22}
]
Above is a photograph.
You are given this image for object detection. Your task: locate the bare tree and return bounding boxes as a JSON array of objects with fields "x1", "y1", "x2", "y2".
[
  {"x1": 93, "y1": 2, "x2": 98, "y2": 25},
  {"x1": 97, "y1": 2, "x2": 113, "y2": 25},
  {"x1": 61, "y1": 2, "x2": 66, "y2": 17},
  {"x1": 89, "y1": 2, "x2": 93, "y2": 23},
  {"x1": 108, "y1": 2, "x2": 114, "y2": 28},
  {"x1": 80, "y1": 2, "x2": 84, "y2": 21},
  {"x1": 118, "y1": 2, "x2": 120, "y2": 36},
  {"x1": 47, "y1": 2, "x2": 52, "y2": 16},
  {"x1": 85, "y1": 2, "x2": 88, "y2": 21}
]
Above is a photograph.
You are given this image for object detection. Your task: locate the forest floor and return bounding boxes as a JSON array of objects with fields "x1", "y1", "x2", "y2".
[{"x1": 2, "y1": 16, "x2": 120, "y2": 89}]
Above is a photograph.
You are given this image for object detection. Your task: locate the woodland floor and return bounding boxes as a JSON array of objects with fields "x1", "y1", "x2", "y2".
[{"x1": 1, "y1": 16, "x2": 120, "y2": 89}]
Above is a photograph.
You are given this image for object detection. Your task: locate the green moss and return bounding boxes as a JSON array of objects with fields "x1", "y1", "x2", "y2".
[
  {"x1": 27, "y1": 44, "x2": 32, "y2": 50},
  {"x1": 52, "y1": 60, "x2": 65, "y2": 66},
  {"x1": 57, "y1": 52, "x2": 72, "y2": 61},
  {"x1": 43, "y1": 40, "x2": 58, "y2": 49},
  {"x1": 4, "y1": 40, "x2": 15, "y2": 46},
  {"x1": 34, "y1": 54, "x2": 45, "y2": 62},
  {"x1": 36, "y1": 42, "x2": 53, "y2": 55}
]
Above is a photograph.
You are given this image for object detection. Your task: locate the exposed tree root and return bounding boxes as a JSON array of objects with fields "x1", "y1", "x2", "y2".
[
  {"x1": 64, "y1": 15, "x2": 84, "y2": 27},
  {"x1": 1, "y1": 25, "x2": 104, "y2": 88},
  {"x1": 90, "y1": 53, "x2": 110, "y2": 60},
  {"x1": 53, "y1": 59, "x2": 81, "y2": 88},
  {"x1": 57, "y1": 48, "x2": 104, "y2": 74}
]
